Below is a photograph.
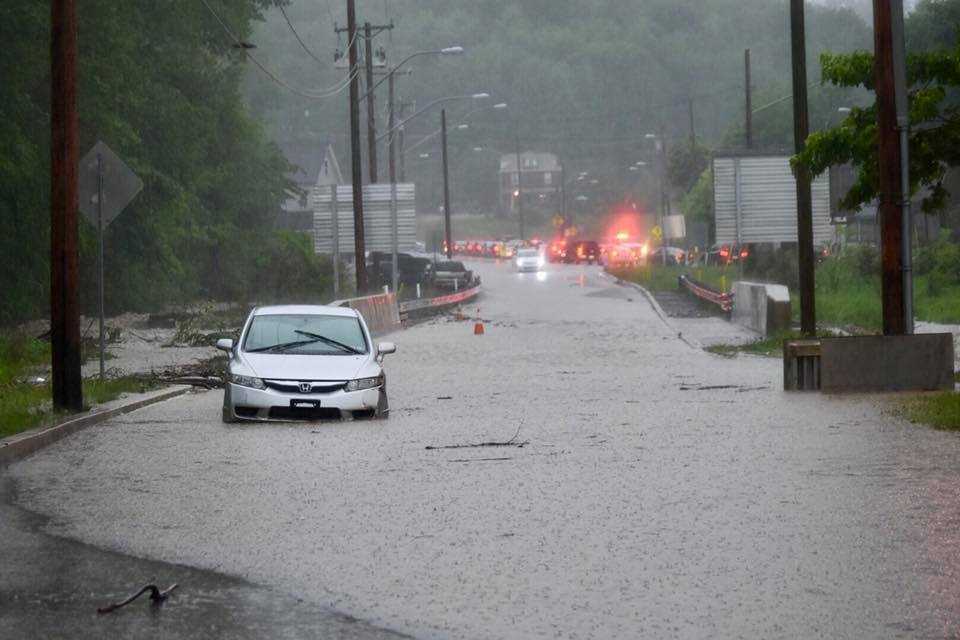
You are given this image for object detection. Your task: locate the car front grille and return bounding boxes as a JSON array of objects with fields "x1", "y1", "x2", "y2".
[{"x1": 263, "y1": 380, "x2": 346, "y2": 394}]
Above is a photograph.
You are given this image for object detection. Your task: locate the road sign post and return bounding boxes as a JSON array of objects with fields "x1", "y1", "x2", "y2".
[{"x1": 79, "y1": 141, "x2": 143, "y2": 379}]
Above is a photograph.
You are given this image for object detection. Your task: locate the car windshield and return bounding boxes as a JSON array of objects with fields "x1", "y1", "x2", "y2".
[
  {"x1": 517, "y1": 248, "x2": 539, "y2": 257},
  {"x1": 243, "y1": 314, "x2": 368, "y2": 355}
]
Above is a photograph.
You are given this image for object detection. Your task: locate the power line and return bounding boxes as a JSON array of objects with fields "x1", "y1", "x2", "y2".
[
  {"x1": 278, "y1": 4, "x2": 327, "y2": 66},
  {"x1": 538, "y1": 84, "x2": 741, "y2": 125},
  {"x1": 199, "y1": 0, "x2": 356, "y2": 100}
]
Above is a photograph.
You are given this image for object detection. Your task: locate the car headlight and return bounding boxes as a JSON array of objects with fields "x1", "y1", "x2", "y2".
[
  {"x1": 345, "y1": 375, "x2": 383, "y2": 392},
  {"x1": 230, "y1": 373, "x2": 265, "y2": 390}
]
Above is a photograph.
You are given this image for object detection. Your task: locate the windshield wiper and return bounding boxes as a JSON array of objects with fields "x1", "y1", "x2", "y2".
[
  {"x1": 246, "y1": 338, "x2": 324, "y2": 353},
  {"x1": 246, "y1": 331, "x2": 364, "y2": 355},
  {"x1": 293, "y1": 330, "x2": 363, "y2": 354}
]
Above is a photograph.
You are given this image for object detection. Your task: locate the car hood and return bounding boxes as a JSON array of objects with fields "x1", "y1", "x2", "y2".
[{"x1": 238, "y1": 352, "x2": 370, "y2": 381}]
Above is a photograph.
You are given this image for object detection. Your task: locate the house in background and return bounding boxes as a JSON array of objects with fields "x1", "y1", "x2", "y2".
[
  {"x1": 277, "y1": 142, "x2": 344, "y2": 231},
  {"x1": 499, "y1": 152, "x2": 562, "y2": 214}
]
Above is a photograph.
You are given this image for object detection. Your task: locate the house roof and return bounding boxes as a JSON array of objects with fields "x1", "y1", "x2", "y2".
[
  {"x1": 279, "y1": 141, "x2": 344, "y2": 187},
  {"x1": 499, "y1": 152, "x2": 561, "y2": 173}
]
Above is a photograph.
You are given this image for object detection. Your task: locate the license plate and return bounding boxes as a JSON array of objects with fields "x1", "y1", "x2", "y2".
[{"x1": 291, "y1": 399, "x2": 320, "y2": 409}]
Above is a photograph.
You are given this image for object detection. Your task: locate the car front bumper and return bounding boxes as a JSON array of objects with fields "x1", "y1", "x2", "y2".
[
  {"x1": 515, "y1": 260, "x2": 541, "y2": 271},
  {"x1": 223, "y1": 382, "x2": 383, "y2": 421}
]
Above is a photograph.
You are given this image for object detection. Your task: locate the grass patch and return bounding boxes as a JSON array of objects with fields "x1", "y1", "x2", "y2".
[
  {"x1": 704, "y1": 331, "x2": 801, "y2": 358},
  {"x1": 610, "y1": 263, "x2": 736, "y2": 292},
  {"x1": 895, "y1": 392, "x2": 960, "y2": 431},
  {"x1": 0, "y1": 332, "x2": 159, "y2": 438}
]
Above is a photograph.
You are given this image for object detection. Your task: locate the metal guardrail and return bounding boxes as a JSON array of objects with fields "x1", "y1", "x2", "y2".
[
  {"x1": 398, "y1": 283, "x2": 481, "y2": 314},
  {"x1": 678, "y1": 274, "x2": 733, "y2": 312}
]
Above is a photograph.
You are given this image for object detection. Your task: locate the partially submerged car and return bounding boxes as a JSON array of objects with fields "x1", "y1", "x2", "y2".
[
  {"x1": 217, "y1": 305, "x2": 395, "y2": 422},
  {"x1": 432, "y1": 261, "x2": 475, "y2": 289}
]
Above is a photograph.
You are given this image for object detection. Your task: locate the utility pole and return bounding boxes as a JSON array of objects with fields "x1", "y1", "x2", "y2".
[
  {"x1": 50, "y1": 0, "x2": 83, "y2": 411},
  {"x1": 388, "y1": 70, "x2": 399, "y2": 293},
  {"x1": 441, "y1": 109, "x2": 453, "y2": 259},
  {"x1": 745, "y1": 48, "x2": 753, "y2": 149},
  {"x1": 790, "y1": 0, "x2": 816, "y2": 336},
  {"x1": 346, "y1": 0, "x2": 367, "y2": 292},
  {"x1": 658, "y1": 125, "x2": 669, "y2": 264},
  {"x1": 364, "y1": 22, "x2": 378, "y2": 183},
  {"x1": 398, "y1": 100, "x2": 412, "y2": 181},
  {"x1": 874, "y1": 0, "x2": 906, "y2": 335},
  {"x1": 515, "y1": 136, "x2": 525, "y2": 240},
  {"x1": 335, "y1": 20, "x2": 392, "y2": 184}
]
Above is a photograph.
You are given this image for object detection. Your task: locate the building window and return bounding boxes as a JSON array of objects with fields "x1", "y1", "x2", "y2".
[
  {"x1": 511, "y1": 172, "x2": 518, "y2": 186},
  {"x1": 544, "y1": 172, "x2": 553, "y2": 186}
]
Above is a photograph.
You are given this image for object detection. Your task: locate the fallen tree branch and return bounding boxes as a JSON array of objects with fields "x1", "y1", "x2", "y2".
[
  {"x1": 97, "y1": 583, "x2": 178, "y2": 614},
  {"x1": 425, "y1": 420, "x2": 527, "y2": 450}
]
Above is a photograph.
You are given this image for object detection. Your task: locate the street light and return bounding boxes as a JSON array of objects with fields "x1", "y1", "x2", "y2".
[
  {"x1": 379, "y1": 93, "x2": 489, "y2": 143},
  {"x1": 406, "y1": 103, "x2": 507, "y2": 155}
]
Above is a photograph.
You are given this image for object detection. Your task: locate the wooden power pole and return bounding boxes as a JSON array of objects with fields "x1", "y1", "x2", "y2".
[
  {"x1": 347, "y1": 0, "x2": 367, "y2": 292},
  {"x1": 50, "y1": 0, "x2": 83, "y2": 411},
  {"x1": 873, "y1": 0, "x2": 906, "y2": 335},
  {"x1": 790, "y1": 0, "x2": 817, "y2": 336},
  {"x1": 745, "y1": 49, "x2": 753, "y2": 149}
]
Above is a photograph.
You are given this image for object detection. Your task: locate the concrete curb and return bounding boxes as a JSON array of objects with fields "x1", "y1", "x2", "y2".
[
  {"x1": 600, "y1": 271, "x2": 701, "y2": 350},
  {"x1": 0, "y1": 387, "x2": 191, "y2": 465}
]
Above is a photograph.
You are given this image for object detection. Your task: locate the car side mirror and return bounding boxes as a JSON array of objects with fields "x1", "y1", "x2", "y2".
[
  {"x1": 378, "y1": 342, "x2": 396, "y2": 356},
  {"x1": 216, "y1": 338, "x2": 234, "y2": 352}
]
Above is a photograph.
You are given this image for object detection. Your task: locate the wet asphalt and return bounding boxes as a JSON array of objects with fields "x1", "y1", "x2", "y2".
[
  {"x1": 5, "y1": 261, "x2": 960, "y2": 639},
  {"x1": 0, "y1": 477, "x2": 408, "y2": 639}
]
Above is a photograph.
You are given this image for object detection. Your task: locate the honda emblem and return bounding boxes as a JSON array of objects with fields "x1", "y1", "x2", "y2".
[{"x1": 299, "y1": 382, "x2": 312, "y2": 393}]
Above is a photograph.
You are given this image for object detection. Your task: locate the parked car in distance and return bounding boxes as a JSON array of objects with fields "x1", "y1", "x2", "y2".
[
  {"x1": 703, "y1": 244, "x2": 749, "y2": 265},
  {"x1": 432, "y1": 261, "x2": 474, "y2": 289},
  {"x1": 650, "y1": 246, "x2": 687, "y2": 265},
  {"x1": 564, "y1": 240, "x2": 600, "y2": 264},
  {"x1": 367, "y1": 252, "x2": 433, "y2": 289},
  {"x1": 217, "y1": 305, "x2": 395, "y2": 423},
  {"x1": 514, "y1": 247, "x2": 544, "y2": 272}
]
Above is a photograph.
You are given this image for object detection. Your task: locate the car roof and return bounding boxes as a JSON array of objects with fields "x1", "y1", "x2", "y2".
[{"x1": 251, "y1": 304, "x2": 359, "y2": 318}]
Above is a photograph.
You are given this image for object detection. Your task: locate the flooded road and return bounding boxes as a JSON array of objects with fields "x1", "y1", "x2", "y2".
[{"x1": 6, "y1": 261, "x2": 960, "y2": 638}]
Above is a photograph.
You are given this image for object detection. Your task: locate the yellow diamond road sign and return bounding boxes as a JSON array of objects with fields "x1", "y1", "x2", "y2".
[{"x1": 652, "y1": 224, "x2": 663, "y2": 240}]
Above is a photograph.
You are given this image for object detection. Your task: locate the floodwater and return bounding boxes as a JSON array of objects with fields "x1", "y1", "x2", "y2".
[
  {"x1": 6, "y1": 261, "x2": 960, "y2": 639},
  {"x1": 0, "y1": 478, "x2": 408, "y2": 639}
]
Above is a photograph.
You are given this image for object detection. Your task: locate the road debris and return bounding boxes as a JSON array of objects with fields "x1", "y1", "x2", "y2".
[
  {"x1": 97, "y1": 583, "x2": 178, "y2": 614},
  {"x1": 425, "y1": 421, "x2": 527, "y2": 450}
]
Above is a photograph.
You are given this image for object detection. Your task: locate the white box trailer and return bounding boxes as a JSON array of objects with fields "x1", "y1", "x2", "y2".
[{"x1": 712, "y1": 154, "x2": 834, "y2": 246}]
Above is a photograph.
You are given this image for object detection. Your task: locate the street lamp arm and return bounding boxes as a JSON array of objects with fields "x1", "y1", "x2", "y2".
[
  {"x1": 377, "y1": 93, "x2": 489, "y2": 143},
  {"x1": 364, "y1": 47, "x2": 463, "y2": 99}
]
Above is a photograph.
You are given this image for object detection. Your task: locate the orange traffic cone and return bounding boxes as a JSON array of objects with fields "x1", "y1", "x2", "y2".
[
  {"x1": 455, "y1": 304, "x2": 464, "y2": 321},
  {"x1": 473, "y1": 308, "x2": 484, "y2": 335}
]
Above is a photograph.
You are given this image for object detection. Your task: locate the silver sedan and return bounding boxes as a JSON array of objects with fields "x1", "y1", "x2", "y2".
[{"x1": 217, "y1": 305, "x2": 396, "y2": 422}]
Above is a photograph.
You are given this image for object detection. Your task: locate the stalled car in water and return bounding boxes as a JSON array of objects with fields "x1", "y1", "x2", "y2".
[
  {"x1": 217, "y1": 305, "x2": 395, "y2": 422},
  {"x1": 432, "y1": 261, "x2": 474, "y2": 289}
]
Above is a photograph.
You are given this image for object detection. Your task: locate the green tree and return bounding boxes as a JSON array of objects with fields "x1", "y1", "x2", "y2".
[
  {"x1": 796, "y1": 46, "x2": 960, "y2": 213},
  {"x1": 794, "y1": 0, "x2": 960, "y2": 215}
]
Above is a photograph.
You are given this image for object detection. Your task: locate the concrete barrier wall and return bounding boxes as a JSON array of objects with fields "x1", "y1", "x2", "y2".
[
  {"x1": 331, "y1": 293, "x2": 401, "y2": 337},
  {"x1": 732, "y1": 281, "x2": 791, "y2": 336},
  {"x1": 820, "y1": 334, "x2": 954, "y2": 392}
]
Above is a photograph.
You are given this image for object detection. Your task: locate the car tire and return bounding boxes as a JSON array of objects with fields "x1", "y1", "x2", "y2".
[
  {"x1": 375, "y1": 388, "x2": 390, "y2": 419},
  {"x1": 222, "y1": 407, "x2": 237, "y2": 423}
]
